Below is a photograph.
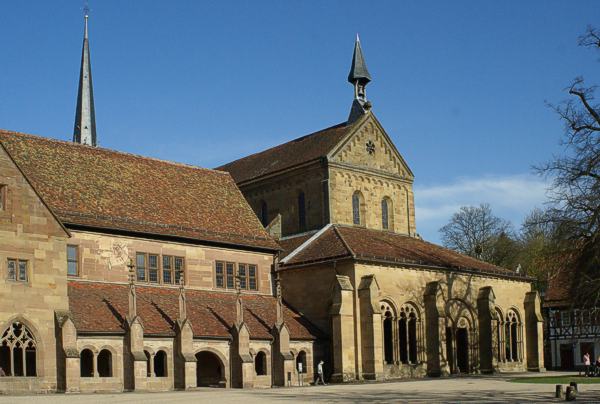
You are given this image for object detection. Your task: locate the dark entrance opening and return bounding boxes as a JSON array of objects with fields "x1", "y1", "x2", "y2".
[
  {"x1": 80, "y1": 349, "x2": 94, "y2": 377},
  {"x1": 445, "y1": 327, "x2": 454, "y2": 373},
  {"x1": 456, "y1": 327, "x2": 469, "y2": 373},
  {"x1": 196, "y1": 351, "x2": 224, "y2": 387},
  {"x1": 399, "y1": 316, "x2": 408, "y2": 364},
  {"x1": 383, "y1": 316, "x2": 394, "y2": 364},
  {"x1": 560, "y1": 344, "x2": 575, "y2": 370}
]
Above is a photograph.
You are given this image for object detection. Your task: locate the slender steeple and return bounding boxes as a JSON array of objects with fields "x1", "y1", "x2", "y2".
[
  {"x1": 73, "y1": 7, "x2": 97, "y2": 146},
  {"x1": 347, "y1": 34, "x2": 372, "y2": 123}
]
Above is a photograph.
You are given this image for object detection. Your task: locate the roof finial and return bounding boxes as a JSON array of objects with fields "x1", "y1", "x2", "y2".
[
  {"x1": 83, "y1": 3, "x2": 89, "y2": 39},
  {"x1": 347, "y1": 34, "x2": 372, "y2": 123}
]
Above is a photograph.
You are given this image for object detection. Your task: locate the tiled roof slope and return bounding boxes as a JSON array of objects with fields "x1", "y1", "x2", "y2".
[
  {"x1": 68, "y1": 281, "x2": 319, "y2": 340},
  {"x1": 543, "y1": 268, "x2": 572, "y2": 307},
  {"x1": 217, "y1": 122, "x2": 350, "y2": 183},
  {"x1": 0, "y1": 130, "x2": 278, "y2": 250},
  {"x1": 281, "y1": 225, "x2": 528, "y2": 280}
]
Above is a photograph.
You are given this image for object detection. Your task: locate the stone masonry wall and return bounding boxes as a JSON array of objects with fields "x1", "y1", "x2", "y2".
[{"x1": 0, "y1": 146, "x2": 69, "y2": 392}]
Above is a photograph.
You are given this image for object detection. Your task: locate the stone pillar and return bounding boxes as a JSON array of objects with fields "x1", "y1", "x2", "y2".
[
  {"x1": 330, "y1": 275, "x2": 356, "y2": 382},
  {"x1": 127, "y1": 316, "x2": 147, "y2": 391},
  {"x1": 524, "y1": 292, "x2": 546, "y2": 372},
  {"x1": 358, "y1": 275, "x2": 383, "y2": 380},
  {"x1": 175, "y1": 319, "x2": 197, "y2": 390},
  {"x1": 272, "y1": 323, "x2": 295, "y2": 386},
  {"x1": 231, "y1": 323, "x2": 254, "y2": 388},
  {"x1": 55, "y1": 311, "x2": 80, "y2": 393},
  {"x1": 477, "y1": 286, "x2": 496, "y2": 374},
  {"x1": 423, "y1": 281, "x2": 449, "y2": 377}
]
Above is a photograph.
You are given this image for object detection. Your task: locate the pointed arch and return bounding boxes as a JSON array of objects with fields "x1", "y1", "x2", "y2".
[
  {"x1": 260, "y1": 200, "x2": 268, "y2": 227},
  {"x1": 0, "y1": 320, "x2": 39, "y2": 377},
  {"x1": 297, "y1": 191, "x2": 306, "y2": 232}
]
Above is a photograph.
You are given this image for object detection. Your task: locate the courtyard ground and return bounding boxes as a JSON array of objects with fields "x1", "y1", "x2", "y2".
[{"x1": 2, "y1": 372, "x2": 600, "y2": 403}]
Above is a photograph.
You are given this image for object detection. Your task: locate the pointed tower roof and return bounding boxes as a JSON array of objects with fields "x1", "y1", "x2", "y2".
[
  {"x1": 347, "y1": 34, "x2": 371, "y2": 84},
  {"x1": 73, "y1": 9, "x2": 97, "y2": 146}
]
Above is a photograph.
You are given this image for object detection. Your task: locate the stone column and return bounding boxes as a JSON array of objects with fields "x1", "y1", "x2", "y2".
[
  {"x1": 477, "y1": 286, "x2": 496, "y2": 374},
  {"x1": 358, "y1": 275, "x2": 383, "y2": 380},
  {"x1": 330, "y1": 275, "x2": 356, "y2": 382},
  {"x1": 524, "y1": 292, "x2": 546, "y2": 372},
  {"x1": 423, "y1": 281, "x2": 449, "y2": 377},
  {"x1": 127, "y1": 316, "x2": 147, "y2": 391}
]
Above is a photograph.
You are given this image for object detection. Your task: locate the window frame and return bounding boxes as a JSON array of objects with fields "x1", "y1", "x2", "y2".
[
  {"x1": 214, "y1": 261, "x2": 258, "y2": 291},
  {"x1": 248, "y1": 264, "x2": 257, "y2": 291},
  {"x1": 215, "y1": 261, "x2": 225, "y2": 288},
  {"x1": 162, "y1": 255, "x2": 173, "y2": 284},
  {"x1": 148, "y1": 254, "x2": 159, "y2": 283},
  {"x1": 7, "y1": 258, "x2": 28, "y2": 282},
  {"x1": 0, "y1": 184, "x2": 6, "y2": 211},
  {"x1": 67, "y1": 245, "x2": 79, "y2": 277}
]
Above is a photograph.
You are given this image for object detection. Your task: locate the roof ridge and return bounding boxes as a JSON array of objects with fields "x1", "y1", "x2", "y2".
[
  {"x1": 0, "y1": 129, "x2": 228, "y2": 176},
  {"x1": 280, "y1": 224, "x2": 333, "y2": 264},
  {"x1": 216, "y1": 122, "x2": 348, "y2": 169},
  {"x1": 332, "y1": 224, "x2": 356, "y2": 258}
]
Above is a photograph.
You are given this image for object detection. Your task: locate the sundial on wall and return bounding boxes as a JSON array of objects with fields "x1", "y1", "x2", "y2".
[{"x1": 366, "y1": 140, "x2": 375, "y2": 155}]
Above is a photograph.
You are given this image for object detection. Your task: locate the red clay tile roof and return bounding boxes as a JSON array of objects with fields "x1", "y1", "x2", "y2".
[
  {"x1": 68, "y1": 281, "x2": 319, "y2": 340},
  {"x1": 278, "y1": 232, "x2": 317, "y2": 259},
  {"x1": 0, "y1": 130, "x2": 278, "y2": 251},
  {"x1": 543, "y1": 267, "x2": 573, "y2": 307},
  {"x1": 217, "y1": 122, "x2": 351, "y2": 183},
  {"x1": 280, "y1": 225, "x2": 529, "y2": 281}
]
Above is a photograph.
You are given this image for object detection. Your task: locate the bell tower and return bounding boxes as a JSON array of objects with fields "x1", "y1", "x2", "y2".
[{"x1": 347, "y1": 34, "x2": 372, "y2": 123}]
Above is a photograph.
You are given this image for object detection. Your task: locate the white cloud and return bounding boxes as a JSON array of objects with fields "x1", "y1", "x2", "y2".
[{"x1": 414, "y1": 174, "x2": 550, "y2": 243}]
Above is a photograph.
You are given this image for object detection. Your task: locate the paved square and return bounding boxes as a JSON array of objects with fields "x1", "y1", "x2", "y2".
[{"x1": 2, "y1": 373, "x2": 600, "y2": 403}]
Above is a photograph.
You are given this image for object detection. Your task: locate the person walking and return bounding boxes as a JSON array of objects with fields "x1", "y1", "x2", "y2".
[
  {"x1": 584, "y1": 352, "x2": 591, "y2": 377},
  {"x1": 315, "y1": 360, "x2": 326, "y2": 385}
]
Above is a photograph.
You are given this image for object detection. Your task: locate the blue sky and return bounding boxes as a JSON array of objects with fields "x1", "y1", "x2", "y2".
[{"x1": 1, "y1": 1, "x2": 598, "y2": 242}]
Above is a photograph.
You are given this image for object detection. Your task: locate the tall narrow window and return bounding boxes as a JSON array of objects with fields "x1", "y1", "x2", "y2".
[
  {"x1": 248, "y1": 264, "x2": 257, "y2": 290},
  {"x1": 352, "y1": 191, "x2": 362, "y2": 225},
  {"x1": 0, "y1": 185, "x2": 6, "y2": 211},
  {"x1": 174, "y1": 257, "x2": 184, "y2": 284},
  {"x1": 260, "y1": 201, "x2": 268, "y2": 227},
  {"x1": 226, "y1": 262, "x2": 235, "y2": 289},
  {"x1": 67, "y1": 245, "x2": 79, "y2": 276},
  {"x1": 238, "y1": 264, "x2": 247, "y2": 289},
  {"x1": 7, "y1": 259, "x2": 27, "y2": 282},
  {"x1": 163, "y1": 256, "x2": 173, "y2": 284},
  {"x1": 382, "y1": 199, "x2": 389, "y2": 230},
  {"x1": 215, "y1": 261, "x2": 224, "y2": 288},
  {"x1": 298, "y1": 192, "x2": 306, "y2": 232},
  {"x1": 136, "y1": 253, "x2": 146, "y2": 282},
  {"x1": 148, "y1": 254, "x2": 159, "y2": 283}
]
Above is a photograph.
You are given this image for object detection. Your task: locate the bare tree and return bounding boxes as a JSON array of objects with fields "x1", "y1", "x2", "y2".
[
  {"x1": 539, "y1": 26, "x2": 600, "y2": 306},
  {"x1": 439, "y1": 203, "x2": 513, "y2": 264}
]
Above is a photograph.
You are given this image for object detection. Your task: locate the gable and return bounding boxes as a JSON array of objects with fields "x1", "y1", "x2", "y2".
[
  {"x1": 0, "y1": 143, "x2": 68, "y2": 238},
  {"x1": 328, "y1": 114, "x2": 413, "y2": 180}
]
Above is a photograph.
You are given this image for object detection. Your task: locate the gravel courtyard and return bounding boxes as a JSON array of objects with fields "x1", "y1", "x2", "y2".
[{"x1": 2, "y1": 373, "x2": 599, "y2": 403}]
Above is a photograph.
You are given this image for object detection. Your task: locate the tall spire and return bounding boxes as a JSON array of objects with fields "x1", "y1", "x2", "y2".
[
  {"x1": 73, "y1": 6, "x2": 97, "y2": 146},
  {"x1": 347, "y1": 34, "x2": 372, "y2": 123}
]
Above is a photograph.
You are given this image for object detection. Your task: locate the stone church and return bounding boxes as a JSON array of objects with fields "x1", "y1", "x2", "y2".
[{"x1": 0, "y1": 13, "x2": 543, "y2": 394}]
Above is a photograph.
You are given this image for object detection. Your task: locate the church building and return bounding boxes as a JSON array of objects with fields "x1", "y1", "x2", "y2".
[
  {"x1": 0, "y1": 12, "x2": 544, "y2": 395},
  {"x1": 0, "y1": 12, "x2": 318, "y2": 393},
  {"x1": 219, "y1": 36, "x2": 546, "y2": 381}
]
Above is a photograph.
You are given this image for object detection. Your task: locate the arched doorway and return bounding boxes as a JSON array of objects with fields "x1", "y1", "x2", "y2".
[
  {"x1": 255, "y1": 351, "x2": 267, "y2": 376},
  {"x1": 456, "y1": 326, "x2": 469, "y2": 373},
  {"x1": 154, "y1": 350, "x2": 167, "y2": 377},
  {"x1": 196, "y1": 351, "x2": 225, "y2": 387}
]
